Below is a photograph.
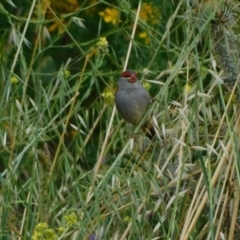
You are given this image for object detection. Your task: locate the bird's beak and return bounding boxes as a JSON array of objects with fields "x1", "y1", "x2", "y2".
[{"x1": 127, "y1": 74, "x2": 136, "y2": 83}]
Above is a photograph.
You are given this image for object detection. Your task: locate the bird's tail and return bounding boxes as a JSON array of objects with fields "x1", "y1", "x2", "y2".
[{"x1": 142, "y1": 119, "x2": 156, "y2": 140}]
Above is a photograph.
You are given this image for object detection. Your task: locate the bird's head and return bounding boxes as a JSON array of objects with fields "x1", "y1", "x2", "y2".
[{"x1": 121, "y1": 70, "x2": 137, "y2": 83}]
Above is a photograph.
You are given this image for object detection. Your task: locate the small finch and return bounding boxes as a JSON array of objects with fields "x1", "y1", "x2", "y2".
[{"x1": 115, "y1": 70, "x2": 155, "y2": 138}]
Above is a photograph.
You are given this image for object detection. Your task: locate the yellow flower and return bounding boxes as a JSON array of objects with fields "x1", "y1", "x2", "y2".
[
  {"x1": 96, "y1": 37, "x2": 109, "y2": 52},
  {"x1": 139, "y1": 31, "x2": 147, "y2": 39},
  {"x1": 89, "y1": 47, "x2": 99, "y2": 58},
  {"x1": 64, "y1": 212, "x2": 78, "y2": 227},
  {"x1": 33, "y1": 222, "x2": 48, "y2": 232},
  {"x1": 97, "y1": 37, "x2": 108, "y2": 48},
  {"x1": 47, "y1": 18, "x2": 66, "y2": 34},
  {"x1": 44, "y1": 229, "x2": 57, "y2": 239},
  {"x1": 143, "y1": 81, "x2": 151, "y2": 91},
  {"x1": 57, "y1": 227, "x2": 65, "y2": 233},
  {"x1": 61, "y1": 69, "x2": 71, "y2": 79},
  {"x1": 139, "y1": 3, "x2": 160, "y2": 24},
  {"x1": 32, "y1": 222, "x2": 57, "y2": 240},
  {"x1": 139, "y1": 31, "x2": 150, "y2": 44},
  {"x1": 10, "y1": 76, "x2": 19, "y2": 84},
  {"x1": 85, "y1": 0, "x2": 98, "y2": 16},
  {"x1": 34, "y1": 0, "x2": 80, "y2": 33},
  {"x1": 183, "y1": 83, "x2": 193, "y2": 94},
  {"x1": 32, "y1": 232, "x2": 42, "y2": 240},
  {"x1": 101, "y1": 85, "x2": 115, "y2": 105},
  {"x1": 34, "y1": 0, "x2": 51, "y2": 16},
  {"x1": 99, "y1": 8, "x2": 119, "y2": 25},
  {"x1": 123, "y1": 216, "x2": 131, "y2": 223}
]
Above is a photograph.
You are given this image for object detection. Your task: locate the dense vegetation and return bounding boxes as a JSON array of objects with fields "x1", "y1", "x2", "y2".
[{"x1": 0, "y1": 0, "x2": 240, "y2": 239}]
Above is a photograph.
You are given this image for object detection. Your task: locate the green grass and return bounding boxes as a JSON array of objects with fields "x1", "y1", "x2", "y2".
[{"x1": 0, "y1": 0, "x2": 240, "y2": 239}]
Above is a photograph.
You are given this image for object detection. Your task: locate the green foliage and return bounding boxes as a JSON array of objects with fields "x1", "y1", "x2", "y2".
[{"x1": 0, "y1": 0, "x2": 240, "y2": 239}]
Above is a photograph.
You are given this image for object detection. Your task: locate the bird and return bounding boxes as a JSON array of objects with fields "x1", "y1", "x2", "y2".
[{"x1": 115, "y1": 70, "x2": 155, "y2": 138}]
